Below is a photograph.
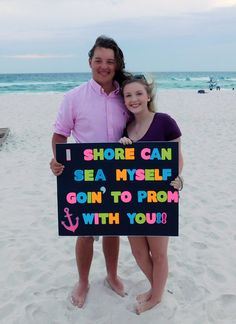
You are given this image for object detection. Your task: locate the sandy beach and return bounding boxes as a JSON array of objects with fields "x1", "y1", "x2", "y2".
[{"x1": 0, "y1": 90, "x2": 236, "y2": 324}]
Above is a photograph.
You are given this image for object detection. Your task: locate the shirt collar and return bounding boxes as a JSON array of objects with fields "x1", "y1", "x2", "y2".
[{"x1": 90, "y1": 79, "x2": 120, "y2": 96}]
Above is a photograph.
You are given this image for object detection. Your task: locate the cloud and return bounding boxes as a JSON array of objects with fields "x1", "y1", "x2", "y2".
[
  {"x1": 1, "y1": 0, "x2": 236, "y2": 36},
  {"x1": 0, "y1": 54, "x2": 76, "y2": 59},
  {"x1": 0, "y1": 0, "x2": 235, "y2": 45},
  {"x1": 214, "y1": 0, "x2": 236, "y2": 7},
  {"x1": 0, "y1": 1, "x2": 235, "y2": 72}
]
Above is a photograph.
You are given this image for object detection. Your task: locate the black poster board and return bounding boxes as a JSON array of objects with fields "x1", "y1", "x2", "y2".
[{"x1": 56, "y1": 142, "x2": 179, "y2": 236}]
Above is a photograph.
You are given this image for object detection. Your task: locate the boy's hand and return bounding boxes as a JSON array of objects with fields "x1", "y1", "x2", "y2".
[{"x1": 50, "y1": 158, "x2": 64, "y2": 176}]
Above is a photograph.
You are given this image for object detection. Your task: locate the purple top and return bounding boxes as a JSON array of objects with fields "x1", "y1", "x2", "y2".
[{"x1": 124, "y1": 112, "x2": 182, "y2": 141}]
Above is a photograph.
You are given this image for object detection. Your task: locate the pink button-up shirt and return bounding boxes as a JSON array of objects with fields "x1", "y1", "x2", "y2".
[{"x1": 54, "y1": 79, "x2": 129, "y2": 143}]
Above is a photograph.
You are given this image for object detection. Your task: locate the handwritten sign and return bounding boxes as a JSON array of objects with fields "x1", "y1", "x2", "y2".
[{"x1": 56, "y1": 142, "x2": 179, "y2": 236}]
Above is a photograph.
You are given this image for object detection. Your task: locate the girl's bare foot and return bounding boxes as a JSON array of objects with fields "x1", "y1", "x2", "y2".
[
  {"x1": 135, "y1": 298, "x2": 161, "y2": 315},
  {"x1": 136, "y1": 289, "x2": 152, "y2": 303},
  {"x1": 71, "y1": 281, "x2": 90, "y2": 308}
]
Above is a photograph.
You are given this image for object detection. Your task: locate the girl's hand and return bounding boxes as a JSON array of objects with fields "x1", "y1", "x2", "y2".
[
  {"x1": 50, "y1": 158, "x2": 65, "y2": 176},
  {"x1": 170, "y1": 176, "x2": 183, "y2": 191},
  {"x1": 119, "y1": 137, "x2": 133, "y2": 145}
]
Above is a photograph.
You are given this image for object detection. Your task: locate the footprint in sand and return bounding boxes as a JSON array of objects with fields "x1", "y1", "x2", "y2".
[
  {"x1": 176, "y1": 276, "x2": 208, "y2": 305},
  {"x1": 25, "y1": 303, "x2": 48, "y2": 323},
  {"x1": 46, "y1": 286, "x2": 69, "y2": 298},
  {"x1": 0, "y1": 303, "x2": 15, "y2": 321},
  {"x1": 207, "y1": 268, "x2": 226, "y2": 283},
  {"x1": 207, "y1": 294, "x2": 236, "y2": 323},
  {"x1": 192, "y1": 241, "x2": 208, "y2": 249}
]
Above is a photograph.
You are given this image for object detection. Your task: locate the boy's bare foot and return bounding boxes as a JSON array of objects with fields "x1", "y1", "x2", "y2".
[
  {"x1": 136, "y1": 289, "x2": 152, "y2": 303},
  {"x1": 135, "y1": 299, "x2": 160, "y2": 315},
  {"x1": 70, "y1": 281, "x2": 90, "y2": 308},
  {"x1": 105, "y1": 276, "x2": 126, "y2": 297}
]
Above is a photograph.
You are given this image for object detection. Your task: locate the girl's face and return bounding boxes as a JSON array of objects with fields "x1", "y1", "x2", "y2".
[{"x1": 123, "y1": 82, "x2": 150, "y2": 114}]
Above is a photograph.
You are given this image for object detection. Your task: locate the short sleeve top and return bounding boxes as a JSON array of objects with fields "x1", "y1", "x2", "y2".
[
  {"x1": 123, "y1": 112, "x2": 182, "y2": 141},
  {"x1": 54, "y1": 79, "x2": 129, "y2": 143}
]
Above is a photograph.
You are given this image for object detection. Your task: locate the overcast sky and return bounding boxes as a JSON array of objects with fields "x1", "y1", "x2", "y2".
[{"x1": 0, "y1": 0, "x2": 236, "y2": 73}]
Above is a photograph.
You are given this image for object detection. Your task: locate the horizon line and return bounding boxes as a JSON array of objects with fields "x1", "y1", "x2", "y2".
[{"x1": 0, "y1": 70, "x2": 235, "y2": 75}]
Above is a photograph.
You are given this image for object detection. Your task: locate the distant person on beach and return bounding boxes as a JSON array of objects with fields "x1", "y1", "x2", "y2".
[
  {"x1": 119, "y1": 75, "x2": 184, "y2": 314},
  {"x1": 50, "y1": 35, "x2": 131, "y2": 308},
  {"x1": 208, "y1": 77, "x2": 217, "y2": 91}
]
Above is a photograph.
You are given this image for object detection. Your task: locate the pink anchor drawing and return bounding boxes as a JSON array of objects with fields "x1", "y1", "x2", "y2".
[{"x1": 61, "y1": 207, "x2": 79, "y2": 233}]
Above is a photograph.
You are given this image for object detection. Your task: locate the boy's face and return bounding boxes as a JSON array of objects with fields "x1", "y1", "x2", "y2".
[{"x1": 89, "y1": 47, "x2": 117, "y2": 87}]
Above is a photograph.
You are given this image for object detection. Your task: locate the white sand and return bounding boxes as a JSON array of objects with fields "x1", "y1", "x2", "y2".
[{"x1": 0, "y1": 90, "x2": 236, "y2": 324}]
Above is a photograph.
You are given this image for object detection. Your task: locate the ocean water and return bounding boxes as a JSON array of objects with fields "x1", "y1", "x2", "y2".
[{"x1": 0, "y1": 71, "x2": 235, "y2": 94}]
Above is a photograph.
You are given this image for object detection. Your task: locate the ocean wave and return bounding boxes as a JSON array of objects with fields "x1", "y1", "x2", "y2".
[
  {"x1": 0, "y1": 81, "x2": 77, "y2": 87},
  {"x1": 0, "y1": 72, "x2": 235, "y2": 93},
  {"x1": 188, "y1": 77, "x2": 212, "y2": 82},
  {"x1": 170, "y1": 77, "x2": 191, "y2": 81}
]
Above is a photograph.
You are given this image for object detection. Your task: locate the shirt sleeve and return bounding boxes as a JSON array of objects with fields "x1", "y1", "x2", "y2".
[
  {"x1": 54, "y1": 93, "x2": 75, "y2": 137},
  {"x1": 165, "y1": 114, "x2": 182, "y2": 140}
]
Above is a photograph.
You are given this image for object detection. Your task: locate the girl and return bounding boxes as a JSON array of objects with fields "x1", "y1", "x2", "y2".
[{"x1": 120, "y1": 75, "x2": 184, "y2": 314}]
